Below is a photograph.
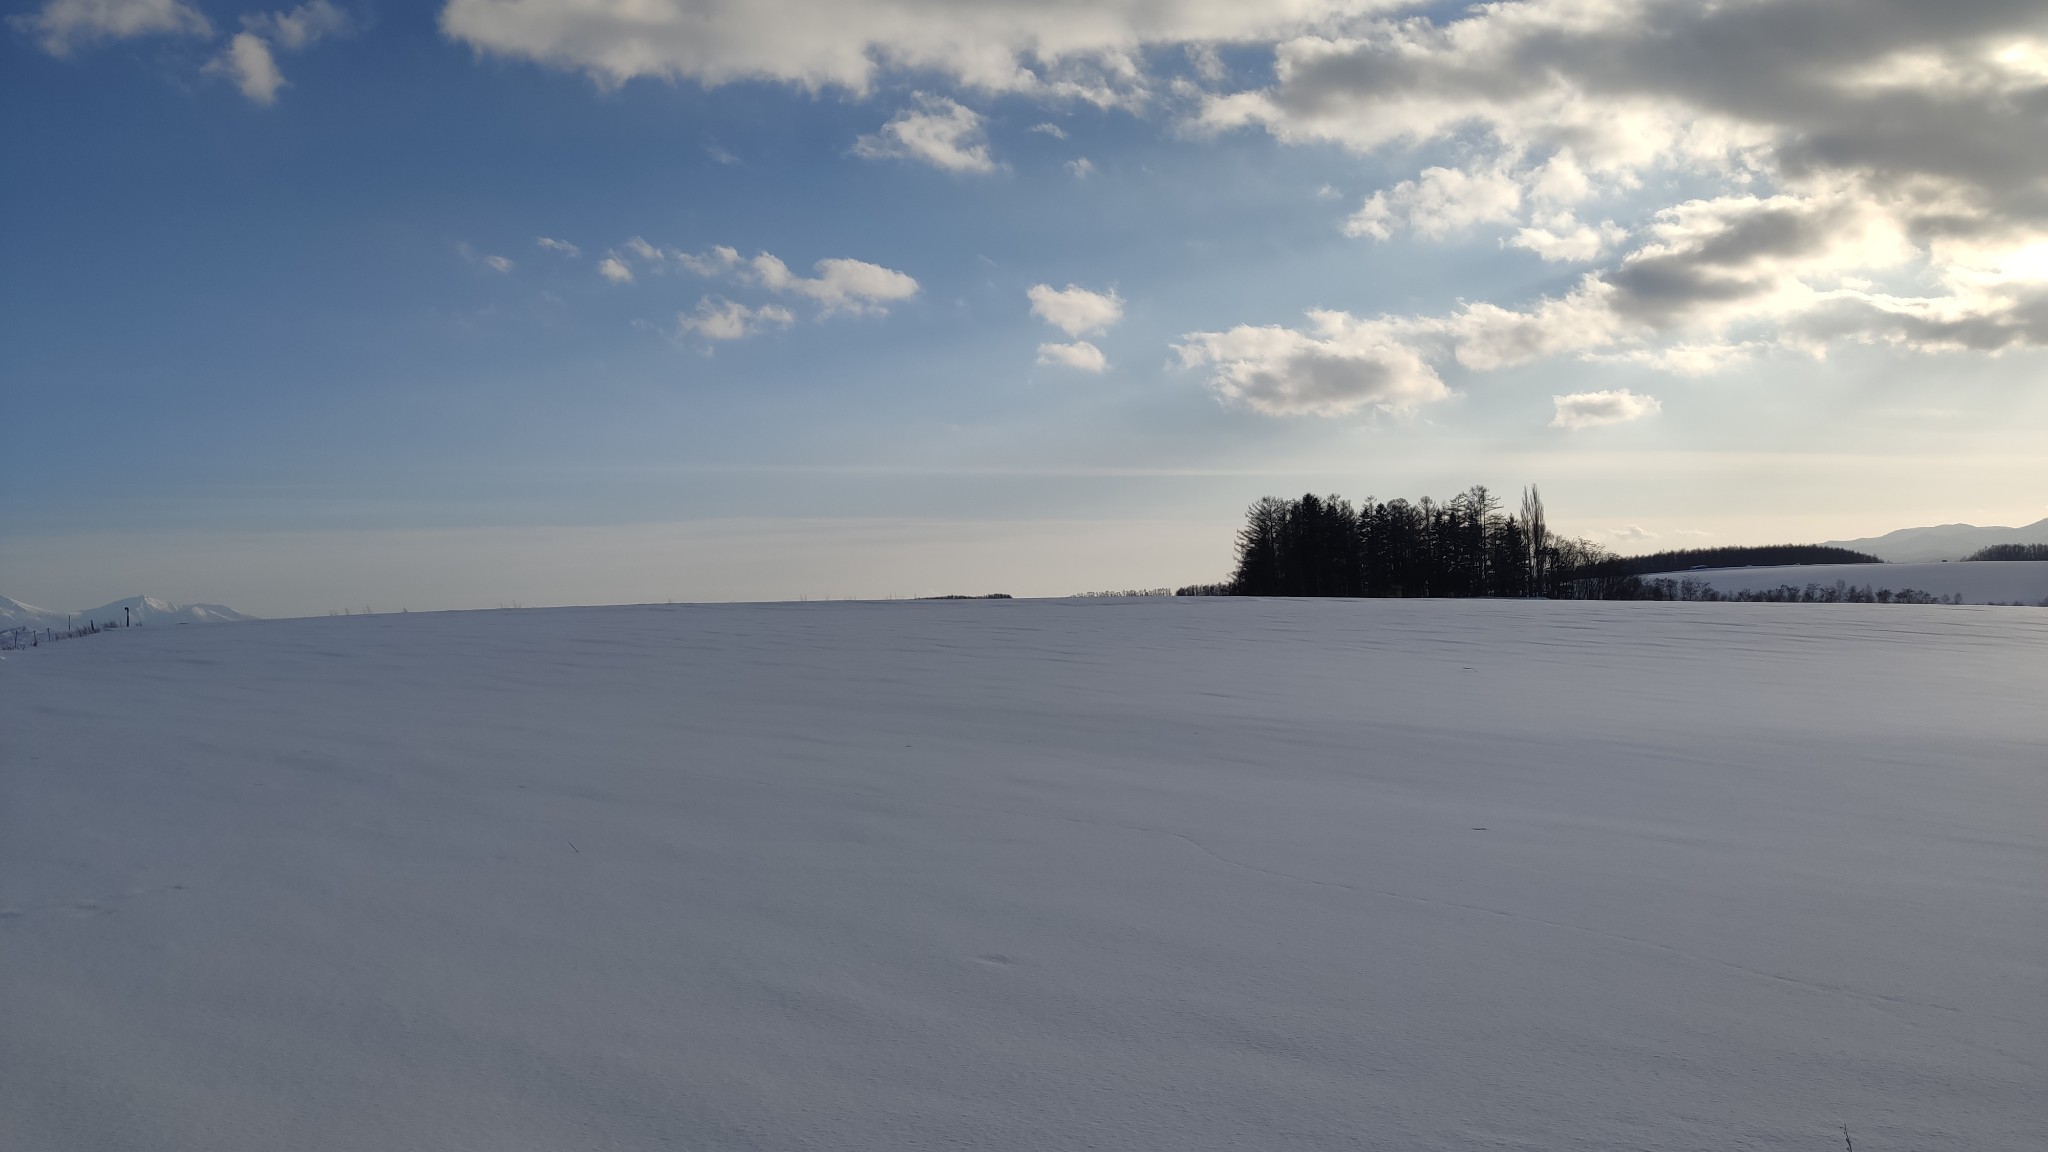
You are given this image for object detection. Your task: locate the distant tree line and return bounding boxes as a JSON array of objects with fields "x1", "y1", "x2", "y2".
[
  {"x1": 1964, "y1": 543, "x2": 2048, "y2": 562},
  {"x1": 1575, "y1": 544, "x2": 1879, "y2": 580},
  {"x1": 1607, "y1": 578, "x2": 1956, "y2": 604},
  {"x1": 1175, "y1": 488, "x2": 1896, "y2": 601}
]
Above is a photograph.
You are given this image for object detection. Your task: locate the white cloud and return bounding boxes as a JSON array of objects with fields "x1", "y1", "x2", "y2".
[
  {"x1": 201, "y1": 2, "x2": 353, "y2": 104},
  {"x1": 206, "y1": 32, "x2": 286, "y2": 105},
  {"x1": 1551, "y1": 389, "x2": 1662, "y2": 430},
  {"x1": 853, "y1": 94, "x2": 997, "y2": 174},
  {"x1": 1029, "y1": 122, "x2": 1067, "y2": 139},
  {"x1": 678, "y1": 297, "x2": 795, "y2": 341},
  {"x1": 1186, "y1": 42, "x2": 1227, "y2": 83},
  {"x1": 1066, "y1": 157, "x2": 1096, "y2": 179},
  {"x1": 608, "y1": 239, "x2": 919, "y2": 318},
  {"x1": 1176, "y1": 310, "x2": 1451, "y2": 418},
  {"x1": 456, "y1": 242, "x2": 516, "y2": 273},
  {"x1": 536, "y1": 237, "x2": 582, "y2": 258},
  {"x1": 675, "y1": 245, "x2": 740, "y2": 276},
  {"x1": 741, "y1": 253, "x2": 919, "y2": 315},
  {"x1": 437, "y1": 0, "x2": 1379, "y2": 102},
  {"x1": 1037, "y1": 340, "x2": 1109, "y2": 372},
  {"x1": 1607, "y1": 524, "x2": 1659, "y2": 543},
  {"x1": 1028, "y1": 283, "x2": 1123, "y2": 337},
  {"x1": 243, "y1": 0, "x2": 350, "y2": 51},
  {"x1": 1508, "y1": 213, "x2": 1627, "y2": 263},
  {"x1": 1344, "y1": 164, "x2": 1524, "y2": 241},
  {"x1": 15, "y1": 0, "x2": 210, "y2": 57}
]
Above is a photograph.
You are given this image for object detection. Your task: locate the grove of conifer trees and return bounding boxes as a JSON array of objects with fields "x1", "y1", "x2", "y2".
[
  {"x1": 1182, "y1": 486, "x2": 1911, "y2": 601},
  {"x1": 1211, "y1": 485, "x2": 1611, "y2": 599}
]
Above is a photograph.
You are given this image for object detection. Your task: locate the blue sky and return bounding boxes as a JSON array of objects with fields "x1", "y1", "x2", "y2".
[{"x1": 5, "y1": 1, "x2": 2046, "y2": 614}]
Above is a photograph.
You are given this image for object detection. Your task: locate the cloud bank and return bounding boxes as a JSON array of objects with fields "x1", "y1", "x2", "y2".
[
  {"x1": 438, "y1": 0, "x2": 1381, "y2": 101},
  {"x1": 1196, "y1": 0, "x2": 2048, "y2": 393}
]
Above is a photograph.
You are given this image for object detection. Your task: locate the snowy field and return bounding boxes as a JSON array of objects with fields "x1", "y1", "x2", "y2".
[
  {"x1": 3, "y1": 598, "x2": 2043, "y2": 1151},
  {"x1": 1677, "y1": 560, "x2": 2048, "y2": 604}
]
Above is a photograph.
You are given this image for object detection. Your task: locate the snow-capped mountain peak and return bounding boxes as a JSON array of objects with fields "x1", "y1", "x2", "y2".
[{"x1": 73, "y1": 596, "x2": 256, "y2": 626}]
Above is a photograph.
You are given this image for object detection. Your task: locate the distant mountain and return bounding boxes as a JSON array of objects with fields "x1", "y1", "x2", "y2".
[
  {"x1": 1823, "y1": 518, "x2": 2048, "y2": 563},
  {"x1": 0, "y1": 595, "x2": 71, "y2": 630},
  {"x1": 73, "y1": 596, "x2": 257, "y2": 627}
]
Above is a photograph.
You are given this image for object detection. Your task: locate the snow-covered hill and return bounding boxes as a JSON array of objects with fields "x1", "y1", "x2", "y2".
[
  {"x1": 0, "y1": 594, "x2": 69, "y2": 629},
  {"x1": 1824, "y1": 516, "x2": 2048, "y2": 562},
  {"x1": 1682, "y1": 560, "x2": 2048, "y2": 604},
  {"x1": 72, "y1": 595, "x2": 256, "y2": 627},
  {"x1": 4, "y1": 593, "x2": 256, "y2": 629},
  {"x1": 3, "y1": 599, "x2": 2040, "y2": 1151}
]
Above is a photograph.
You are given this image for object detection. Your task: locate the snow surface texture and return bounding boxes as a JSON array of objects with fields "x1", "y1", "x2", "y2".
[
  {"x1": 1824, "y1": 517, "x2": 2048, "y2": 563},
  {"x1": 3, "y1": 599, "x2": 2043, "y2": 1152},
  {"x1": 1680, "y1": 560, "x2": 2048, "y2": 604}
]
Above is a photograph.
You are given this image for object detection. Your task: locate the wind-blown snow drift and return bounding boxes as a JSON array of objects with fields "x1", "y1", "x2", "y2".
[{"x1": 3, "y1": 599, "x2": 2042, "y2": 1150}]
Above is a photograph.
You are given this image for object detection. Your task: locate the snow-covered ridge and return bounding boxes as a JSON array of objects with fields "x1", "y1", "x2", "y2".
[
  {"x1": 2, "y1": 595, "x2": 255, "y2": 629},
  {"x1": 0, "y1": 595, "x2": 68, "y2": 629},
  {"x1": 1680, "y1": 561, "x2": 2048, "y2": 605}
]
